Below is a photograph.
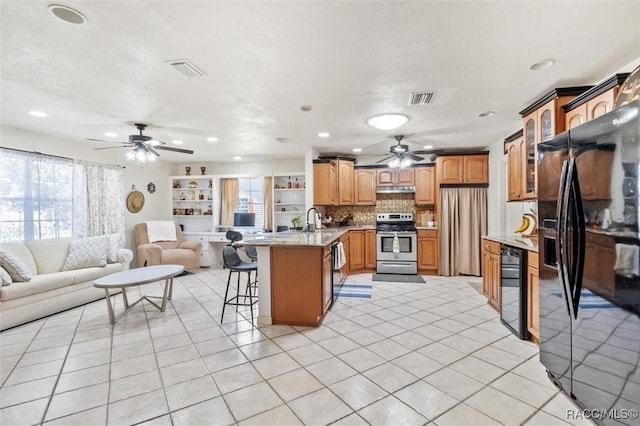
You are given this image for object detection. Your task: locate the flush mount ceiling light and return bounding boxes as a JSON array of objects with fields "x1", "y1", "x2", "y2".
[
  {"x1": 478, "y1": 111, "x2": 495, "y2": 118},
  {"x1": 423, "y1": 145, "x2": 434, "y2": 149},
  {"x1": 48, "y1": 4, "x2": 87, "y2": 24},
  {"x1": 233, "y1": 156, "x2": 242, "y2": 160},
  {"x1": 29, "y1": 110, "x2": 47, "y2": 117},
  {"x1": 300, "y1": 105, "x2": 313, "y2": 112},
  {"x1": 529, "y1": 59, "x2": 555, "y2": 71},
  {"x1": 276, "y1": 137, "x2": 289, "y2": 144},
  {"x1": 352, "y1": 148, "x2": 362, "y2": 153},
  {"x1": 206, "y1": 137, "x2": 218, "y2": 142},
  {"x1": 172, "y1": 140, "x2": 184, "y2": 145},
  {"x1": 366, "y1": 113, "x2": 409, "y2": 130},
  {"x1": 318, "y1": 132, "x2": 330, "y2": 138},
  {"x1": 104, "y1": 132, "x2": 118, "y2": 138}
]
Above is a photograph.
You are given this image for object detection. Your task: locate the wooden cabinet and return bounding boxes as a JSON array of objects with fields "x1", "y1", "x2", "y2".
[
  {"x1": 322, "y1": 248, "x2": 333, "y2": 314},
  {"x1": 313, "y1": 160, "x2": 337, "y2": 205},
  {"x1": 505, "y1": 130, "x2": 534, "y2": 201},
  {"x1": 527, "y1": 251, "x2": 539, "y2": 343},
  {"x1": 417, "y1": 229, "x2": 438, "y2": 275},
  {"x1": 506, "y1": 138, "x2": 522, "y2": 201},
  {"x1": 563, "y1": 74, "x2": 629, "y2": 129},
  {"x1": 376, "y1": 168, "x2": 415, "y2": 186},
  {"x1": 338, "y1": 159, "x2": 355, "y2": 205},
  {"x1": 340, "y1": 233, "x2": 350, "y2": 282},
  {"x1": 313, "y1": 158, "x2": 355, "y2": 206},
  {"x1": 414, "y1": 166, "x2": 436, "y2": 205},
  {"x1": 482, "y1": 238, "x2": 501, "y2": 311},
  {"x1": 437, "y1": 155, "x2": 488, "y2": 184},
  {"x1": 354, "y1": 169, "x2": 376, "y2": 205},
  {"x1": 349, "y1": 230, "x2": 365, "y2": 272},
  {"x1": 365, "y1": 230, "x2": 376, "y2": 270}
]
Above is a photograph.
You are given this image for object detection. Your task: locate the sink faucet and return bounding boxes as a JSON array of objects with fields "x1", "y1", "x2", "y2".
[{"x1": 306, "y1": 207, "x2": 321, "y2": 229}]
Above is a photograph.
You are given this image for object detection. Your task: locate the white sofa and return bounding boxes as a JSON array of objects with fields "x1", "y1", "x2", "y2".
[{"x1": 0, "y1": 237, "x2": 133, "y2": 331}]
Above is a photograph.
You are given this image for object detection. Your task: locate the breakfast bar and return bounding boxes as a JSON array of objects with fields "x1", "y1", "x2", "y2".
[{"x1": 242, "y1": 229, "x2": 346, "y2": 326}]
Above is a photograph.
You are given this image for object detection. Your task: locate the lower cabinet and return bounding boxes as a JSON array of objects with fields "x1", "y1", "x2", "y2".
[
  {"x1": 527, "y1": 251, "x2": 539, "y2": 343},
  {"x1": 340, "y1": 233, "x2": 350, "y2": 282},
  {"x1": 417, "y1": 229, "x2": 438, "y2": 275},
  {"x1": 322, "y1": 246, "x2": 333, "y2": 313},
  {"x1": 365, "y1": 230, "x2": 376, "y2": 270},
  {"x1": 349, "y1": 230, "x2": 365, "y2": 271},
  {"x1": 482, "y1": 238, "x2": 501, "y2": 311}
]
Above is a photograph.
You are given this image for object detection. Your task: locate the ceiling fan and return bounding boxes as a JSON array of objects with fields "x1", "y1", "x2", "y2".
[
  {"x1": 375, "y1": 135, "x2": 425, "y2": 167},
  {"x1": 87, "y1": 123, "x2": 194, "y2": 162}
]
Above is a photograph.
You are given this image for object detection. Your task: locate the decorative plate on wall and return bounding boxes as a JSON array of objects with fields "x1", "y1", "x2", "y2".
[{"x1": 147, "y1": 182, "x2": 156, "y2": 194}]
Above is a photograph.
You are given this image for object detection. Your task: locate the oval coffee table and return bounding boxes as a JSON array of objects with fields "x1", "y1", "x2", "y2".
[{"x1": 94, "y1": 264, "x2": 184, "y2": 325}]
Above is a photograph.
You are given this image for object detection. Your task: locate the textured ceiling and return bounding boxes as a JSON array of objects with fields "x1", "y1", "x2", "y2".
[{"x1": 1, "y1": 1, "x2": 639, "y2": 163}]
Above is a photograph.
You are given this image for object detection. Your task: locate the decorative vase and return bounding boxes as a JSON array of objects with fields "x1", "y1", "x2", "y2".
[
  {"x1": 185, "y1": 166, "x2": 191, "y2": 176},
  {"x1": 200, "y1": 167, "x2": 206, "y2": 175}
]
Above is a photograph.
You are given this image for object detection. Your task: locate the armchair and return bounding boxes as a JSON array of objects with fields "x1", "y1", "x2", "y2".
[{"x1": 134, "y1": 222, "x2": 201, "y2": 270}]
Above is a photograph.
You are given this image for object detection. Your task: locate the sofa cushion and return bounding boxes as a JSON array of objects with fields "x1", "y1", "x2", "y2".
[
  {"x1": 0, "y1": 271, "x2": 75, "y2": 301},
  {"x1": 105, "y1": 233, "x2": 125, "y2": 264},
  {"x1": 70, "y1": 263, "x2": 122, "y2": 284},
  {"x1": 24, "y1": 237, "x2": 72, "y2": 274},
  {"x1": 0, "y1": 250, "x2": 33, "y2": 282},
  {"x1": 0, "y1": 266, "x2": 12, "y2": 286},
  {"x1": 0, "y1": 243, "x2": 37, "y2": 275},
  {"x1": 61, "y1": 236, "x2": 109, "y2": 271}
]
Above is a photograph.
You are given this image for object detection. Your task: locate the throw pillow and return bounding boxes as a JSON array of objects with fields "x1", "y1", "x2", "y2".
[
  {"x1": 61, "y1": 236, "x2": 109, "y2": 271},
  {"x1": 105, "y1": 233, "x2": 124, "y2": 264},
  {"x1": 0, "y1": 250, "x2": 33, "y2": 282},
  {"x1": 0, "y1": 266, "x2": 12, "y2": 286}
]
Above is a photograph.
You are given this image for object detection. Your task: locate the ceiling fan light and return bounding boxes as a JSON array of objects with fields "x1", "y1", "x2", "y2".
[
  {"x1": 126, "y1": 151, "x2": 135, "y2": 160},
  {"x1": 389, "y1": 158, "x2": 401, "y2": 168},
  {"x1": 400, "y1": 158, "x2": 412, "y2": 168},
  {"x1": 366, "y1": 113, "x2": 409, "y2": 130}
]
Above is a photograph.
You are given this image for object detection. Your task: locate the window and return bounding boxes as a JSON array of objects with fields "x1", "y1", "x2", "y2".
[
  {"x1": 237, "y1": 177, "x2": 264, "y2": 228},
  {"x1": 0, "y1": 149, "x2": 73, "y2": 241}
]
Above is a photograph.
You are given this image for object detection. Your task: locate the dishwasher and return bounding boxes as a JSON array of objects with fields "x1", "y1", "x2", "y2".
[{"x1": 500, "y1": 245, "x2": 528, "y2": 339}]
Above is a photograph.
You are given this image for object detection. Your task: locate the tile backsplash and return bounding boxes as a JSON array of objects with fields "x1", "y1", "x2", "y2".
[{"x1": 325, "y1": 194, "x2": 435, "y2": 225}]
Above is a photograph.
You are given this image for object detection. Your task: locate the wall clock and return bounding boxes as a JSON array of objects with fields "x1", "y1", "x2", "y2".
[{"x1": 147, "y1": 182, "x2": 156, "y2": 194}]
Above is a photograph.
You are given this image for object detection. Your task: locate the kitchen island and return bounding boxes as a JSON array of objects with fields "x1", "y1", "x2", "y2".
[{"x1": 241, "y1": 230, "x2": 347, "y2": 326}]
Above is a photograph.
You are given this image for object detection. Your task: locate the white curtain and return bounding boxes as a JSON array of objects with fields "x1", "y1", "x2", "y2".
[
  {"x1": 440, "y1": 187, "x2": 487, "y2": 276},
  {"x1": 72, "y1": 160, "x2": 125, "y2": 237}
]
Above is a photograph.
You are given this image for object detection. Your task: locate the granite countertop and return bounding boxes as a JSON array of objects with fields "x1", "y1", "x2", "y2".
[
  {"x1": 483, "y1": 235, "x2": 538, "y2": 252},
  {"x1": 416, "y1": 226, "x2": 439, "y2": 230},
  {"x1": 241, "y1": 229, "x2": 347, "y2": 247}
]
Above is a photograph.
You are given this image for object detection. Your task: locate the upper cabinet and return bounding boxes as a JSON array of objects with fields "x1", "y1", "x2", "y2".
[
  {"x1": 313, "y1": 158, "x2": 355, "y2": 206},
  {"x1": 563, "y1": 73, "x2": 630, "y2": 130},
  {"x1": 354, "y1": 168, "x2": 376, "y2": 205},
  {"x1": 376, "y1": 168, "x2": 415, "y2": 186},
  {"x1": 518, "y1": 86, "x2": 592, "y2": 199},
  {"x1": 437, "y1": 154, "x2": 488, "y2": 185},
  {"x1": 414, "y1": 166, "x2": 435, "y2": 205}
]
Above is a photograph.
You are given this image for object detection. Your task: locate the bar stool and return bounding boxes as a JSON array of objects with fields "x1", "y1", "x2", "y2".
[
  {"x1": 221, "y1": 246, "x2": 258, "y2": 324},
  {"x1": 244, "y1": 245, "x2": 258, "y2": 294}
]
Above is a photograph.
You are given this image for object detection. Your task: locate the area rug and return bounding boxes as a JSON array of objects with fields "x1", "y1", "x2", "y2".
[
  {"x1": 334, "y1": 283, "x2": 372, "y2": 299},
  {"x1": 372, "y1": 274, "x2": 425, "y2": 283}
]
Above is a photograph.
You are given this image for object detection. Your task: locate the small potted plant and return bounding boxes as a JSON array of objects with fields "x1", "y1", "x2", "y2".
[{"x1": 291, "y1": 213, "x2": 303, "y2": 231}]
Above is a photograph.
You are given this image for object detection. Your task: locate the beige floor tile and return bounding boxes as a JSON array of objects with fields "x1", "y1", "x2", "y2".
[
  {"x1": 251, "y1": 352, "x2": 300, "y2": 379},
  {"x1": 425, "y1": 367, "x2": 485, "y2": 400},
  {"x1": 171, "y1": 397, "x2": 235, "y2": 426},
  {"x1": 490, "y1": 372, "x2": 558, "y2": 408},
  {"x1": 389, "y1": 330, "x2": 432, "y2": 350},
  {"x1": 165, "y1": 375, "x2": 220, "y2": 412},
  {"x1": 392, "y1": 351, "x2": 444, "y2": 378},
  {"x1": 223, "y1": 382, "x2": 283, "y2": 421},
  {"x1": 268, "y1": 368, "x2": 324, "y2": 402},
  {"x1": 449, "y1": 356, "x2": 506, "y2": 384},
  {"x1": 329, "y1": 374, "x2": 387, "y2": 410},
  {"x1": 541, "y1": 393, "x2": 596, "y2": 426},
  {"x1": 194, "y1": 335, "x2": 236, "y2": 357},
  {"x1": 239, "y1": 404, "x2": 303, "y2": 426},
  {"x1": 287, "y1": 343, "x2": 333, "y2": 366},
  {"x1": 365, "y1": 338, "x2": 411, "y2": 361},
  {"x1": 45, "y1": 382, "x2": 109, "y2": 422},
  {"x1": 395, "y1": 380, "x2": 458, "y2": 420},
  {"x1": 524, "y1": 409, "x2": 573, "y2": 425},
  {"x1": 0, "y1": 376, "x2": 56, "y2": 408},
  {"x1": 318, "y1": 335, "x2": 361, "y2": 355},
  {"x1": 306, "y1": 357, "x2": 358, "y2": 386},
  {"x1": 55, "y1": 364, "x2": 110, "y2": 394},
  {"x1": 288, "y1": 388, "x2": 353, "y2": 426},
  {"x1": 342, "y1": 328, "x2": 384, "y2": 346},
  {"x1": 0, "y1": 397, "x2": 49, "y2": 426},
  {"x1": 472, "y1": 345, "x2": 528, "y2": 370},
  {"x1": 358, "y1": 395, "x2": 427, "y2": 426},
  {"x1": 238, "y1": 339, "x2": 283, "y2": 361},
  {"x1": 110, "y1": 341, "x2": 155, "y2": 363},
  {"x1": 363, "y1": 362, "x2": 419, "y2": 393},
  {"x1": 17, "y1": 346, "x2": 68, "y2": 368},
  {"x1": 338, "y1": 347, "x2": 385, "y2": 372},
  {"x1": 43, "y1": 405, "x2": 107, "y2": 426},
  {"x1": 417, "y1": 341, "x2": 466, "y2": 366},
  {"x1": 5, "y1": 358, "x2": 64, "y2": 386},
  {"x1": 212, "y1": 363, "x2": 264, "y2": 394},
  {"x1": 202, "y1": 347, "x2": 248, "y2": 373},
  {"x1": 107, "y1": 389, "x2": 169, "y2": 426},
  {"x1": 438, "y1": 333, "x2": 486, "y2": 353},
  {"x1": 466, "y1": 387, "x2": 538, "y2": 426},
  {"x1": 330, "y1": 412, "x2": 370, "y2": 425},
  {"x1": 512, "y1": 356, "x2": 557, "y2": 387},
  {"x1": 155, "y1": 343, "x2": 200, "y2": 367},
  {"x1": 109, "y1": 369, "x2": 163, "y2": 402},
  {"x1": 159, "y1": 358, "x2": 208, "y2": 387},
  {"x1": 110, "y1": 353, "x2": 158, "y2": 380},
  {"x1": 433, "y1": 403, "x2": 501, "y2": 426}
]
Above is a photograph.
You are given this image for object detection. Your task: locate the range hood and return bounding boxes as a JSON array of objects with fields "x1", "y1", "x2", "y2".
[{"x1": 376, "y1": 185, "x2": 416, "y2": 194}]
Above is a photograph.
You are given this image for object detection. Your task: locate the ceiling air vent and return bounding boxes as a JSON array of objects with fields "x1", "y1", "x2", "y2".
[
  {"x1": 166, "y1": 59, "x2": 206, "y2": 78},
  {"x1": 409, "y1": 91, "x2": 435, "y2": 105}
]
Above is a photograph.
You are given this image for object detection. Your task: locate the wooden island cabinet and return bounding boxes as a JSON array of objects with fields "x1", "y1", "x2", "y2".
[
  {"x1": 527, "y1": 251, "x2": 539, "y2": 343},
  {"x1": 482, "y1": 238, "x2": 501, "y2": 311}
]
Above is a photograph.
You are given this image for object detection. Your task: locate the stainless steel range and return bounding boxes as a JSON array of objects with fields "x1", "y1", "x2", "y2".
[{"x1": 376, "y1": 213, "x2": 417, "y2": 275}]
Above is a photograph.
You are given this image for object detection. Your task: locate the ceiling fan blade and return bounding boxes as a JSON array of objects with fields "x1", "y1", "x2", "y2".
[
  {"x1": 86, "y1": 138, "x2": 129, "y2": 144},
  {"x1": 407, "y1": 154, "x2": 424, "y2": 161},
  {"x1": 376, "y1": 155, "x2": 394, "y2": 164},
  {"x1": 148, "y1": 147, "x2": 161, "y2": 157},
  {"x1": 94, "y1": 146, "x2": 130, "y2": 150},
  {"x1": 155, "y1": 145, "x2": 194, "y2": 154}
]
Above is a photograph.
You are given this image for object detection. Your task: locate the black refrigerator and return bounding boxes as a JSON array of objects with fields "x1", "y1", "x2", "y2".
[{"x1": 538, "y1": 100, "x2": 640, "y2": 425}]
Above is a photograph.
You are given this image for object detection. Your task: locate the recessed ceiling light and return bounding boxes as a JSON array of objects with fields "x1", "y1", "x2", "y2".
[
  {"x1": 172, "y1": 140, "x2": 184, "y2": 145},
  {"x1": 423, "y1": 145, "x2": 434, "y2": 149},
  {"x1": 104, "y1": 132, "x2": 118, "y2": 138},
  {"x1": 233, "y1": 156, "x2": 242, "y2": 160},
  {"x1": 318, "y1": 132, "x2": 330, "y2": 138},
  {"x1": 478, "y1": 111, "x2": 495, "y2": 118},
  {"x1": 47, "y1": 4, "x2": 87, "y2": 25},
  {"x1": 352, "y1": 148, "x2": 362, "y2": 153},
  {"x1": 529, "y1": 59, "x2": 555, "y2": 71},
  {"x1": 28, "y1": 110, "x2": 47, "y2": 117},
  {"x1": 206, "y1": 137, "x2": 218, "y2": 142},
  {"x1": 275, "y1": 137, "x2": 289, "y2": 143},
  {"x1": 300, "y1": 105, "x2": 313, "y2": 112},
  {"x1": 366, "y1": 113, "x2": 409, "y2": 130}
]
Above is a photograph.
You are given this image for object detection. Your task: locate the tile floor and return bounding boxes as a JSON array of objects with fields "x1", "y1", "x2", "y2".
[{"x1": 0, "y1": 269, "x2": 594, "y2": 425}]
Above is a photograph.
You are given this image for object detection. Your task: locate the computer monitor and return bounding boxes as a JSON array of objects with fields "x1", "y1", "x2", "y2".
[{"x1": 233, "y1": 212, "x2": 256, "y2": 227}]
